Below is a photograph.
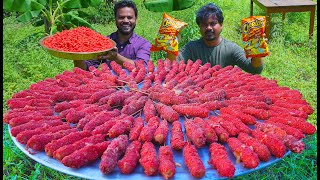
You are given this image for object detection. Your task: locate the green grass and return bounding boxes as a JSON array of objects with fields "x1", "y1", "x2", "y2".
[{"x1": 3, "y1": 0, "x2": 317, "y2": 179}]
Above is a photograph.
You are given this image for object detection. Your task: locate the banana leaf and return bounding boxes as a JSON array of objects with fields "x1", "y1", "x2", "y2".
[
  {"x1": 63, "y1": 0, "x2": 103, "y2": 9},
  {"x1": 17, "y1": 10, "x2": 41, "y2": 22}
]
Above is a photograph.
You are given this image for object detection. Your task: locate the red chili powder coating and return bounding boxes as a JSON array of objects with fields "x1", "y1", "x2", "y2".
[{"x1": 42, "y1": 27, "x2": 114, "y2": 52}]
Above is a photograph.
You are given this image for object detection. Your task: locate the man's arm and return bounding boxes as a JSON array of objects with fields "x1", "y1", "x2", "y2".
[
  {"x1": 135, "y1": 41, "x2": 152, "y2": 66},
  {"x1": 74, "y1": 48, "x2": 134, "y2": 70},
  {"x1": 166, "y1": 52, "x2": 178, "y2": 62},
  {"x1": 74, "y1": 61, "x2": 88, "y2": 70},
  {"x1": 105, "y1": 49, "x2": 134, "y2": 66}
]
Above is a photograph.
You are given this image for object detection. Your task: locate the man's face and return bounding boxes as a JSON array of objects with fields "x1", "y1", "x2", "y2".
[
  {"x1": 115, "y1": 7, "x2": 136, "y2": 35},
  {"x1": 199, "y1": 15, "x2": 222, "y2": 41}
]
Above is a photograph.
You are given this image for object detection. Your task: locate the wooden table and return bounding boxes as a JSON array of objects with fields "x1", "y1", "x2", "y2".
[{"x1": 250, "y1": 0, "x2": 317, "y2": 39}]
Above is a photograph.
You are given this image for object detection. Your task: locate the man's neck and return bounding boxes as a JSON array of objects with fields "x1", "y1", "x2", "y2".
[
  {"x1": 204, "y1": 36, "x2": 222, "y2": 47},
  {"x1": 117, "y1": 31, "x2": 133, "y2": 44}
]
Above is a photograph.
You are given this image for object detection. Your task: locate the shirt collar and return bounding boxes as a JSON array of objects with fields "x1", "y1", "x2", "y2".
[{"x1": 110, "y1": 31, "x2": 137, "y2": 44}]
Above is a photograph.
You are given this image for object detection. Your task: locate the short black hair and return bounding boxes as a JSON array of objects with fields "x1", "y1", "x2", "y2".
[
  {"x1": 196, "y1": 3, "x2": 224, "y2": 25},
  {"x1": 114, "y1": 0, "x2": 138, "y2": 18}
]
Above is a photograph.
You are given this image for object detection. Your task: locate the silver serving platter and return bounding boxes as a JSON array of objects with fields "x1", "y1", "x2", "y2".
[{"x1": 8, "y1": 69, "x2": 291, "y2": 179}]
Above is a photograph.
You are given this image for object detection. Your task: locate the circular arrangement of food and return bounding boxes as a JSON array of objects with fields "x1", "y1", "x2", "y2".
[{"x1": 3, "y1": 58, "x2": 316, "y2": 179}]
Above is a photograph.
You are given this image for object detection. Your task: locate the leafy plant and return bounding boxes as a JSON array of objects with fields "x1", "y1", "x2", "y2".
[
  {"x1": 3, "y1": 0, "x2": 103, "y2": 35},
  {"x1": 81, "y1": 1, "x2": 115, "y2": 24}
]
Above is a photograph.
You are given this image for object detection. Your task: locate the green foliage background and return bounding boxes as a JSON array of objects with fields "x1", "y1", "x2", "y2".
[{"x1": 3, "y1": 0, "x2": 317, "y2": 179}]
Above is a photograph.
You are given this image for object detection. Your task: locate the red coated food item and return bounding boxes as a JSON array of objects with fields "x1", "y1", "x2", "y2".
[
  {"x1": 149, "y1": 91, "x2": 188, "y2": 106},
  {"x1": 82, "y1": 109, "x2": 121, "y2": 131},
  {"x1": 134, "y1": 67, "x2": 147, "y2": 83},
  {"x1": 172, "y1": 104, "x2": 209, "y2": 118},
  {"x1": 129, "y1": 117, "x2": 145, "y2": 141},
  {"x1": 219, "y1": 113, "x2": 252, "y2": 134},
  {"x1": 100, "y1": 135, "x2": 129, "y2": 174},
  {"x1": 241, "y1": 106, "x2": 270, "y2": 120},
  {"x1": 206, "y1": 116, "x2": 230, "y2": 143},
  {"x1": 183, "y1": 143, "x2": 206, "y2": 178},
  {"x1": 282, "y1": 135, "x2": 305, "y2": 154},
  {"x1": 147, "y1": 61, "x2": 155, "y2": 73},
  {"x1": 16, "y1": 124, "x2": 71, "y2": 145},
  {"x1": 91, "y1": 119, "x2": 117, "y2": 135},
  {"x1": 143, "y1": 99, "x2": 157, "y2": 122},
  {"x1": 208, "y1": 143, "x2": 235, "y2": 178},
  {"x1": 220, "y1": 106, "x2": 257, "y2": 125},
  {"x1": 251, "y1": 129, "x2": 286, "y2": 158},
  {"x1": 184, "y1": 118, "x2": 206, "y2": 148},
  {"x1": 140, "y1": 142, "x2": 159, "y2": 176},
  {"x1": 4, "y1": 108, "x2": 53, "y2": 124},
  {"x1": 61, "y1": 141, "x2": 110, "y2": 168},
  {"x1": 224, "y1": 99, "x2": 269, "y2": 110},
  {"x1": 45, "y1": 130, "x2": 92, "y2": 157},
  {"x1": 88, "y1": 65, "x2": 103, "y2": 76},
  {"x1": 53, "y1": 100, "x2": 84, "y2": 112},
  {"x1": 121, "y1": 96, "x2": 148, "y2": 115},
  {"x1": 108, "y1": 115, "x2": 134, "y2": 138},
  {"x1": 87, "y1": 89, "x2": 117, "y2": 103},
  {"x1": 42, "y1": 27, "x2": 114, "y2": 52},
  {"x1": 51, "y1": 90, "x2": 91, "y2": 102},
  {"x1": 141, "y1": 76, "x2": 152, "y2": 91},
  {"x1": 118, "y1": 141, "x2": 142, "y2": 174},
  {"x1": 159, "y1": 146, "x2": 176, "y2": 179},
  {"x1": 208, "y1": 115, "x2": 240, "y2": 137},
  {"x1": 123, "y1": 61, "x2": 136, "y2": 72},
  {"x1": 255, "y1": 122, "x2": 305, "y2": 154},
  {"x1": 227, "y1": 137, "x2": 260, "y2": 169},
  {"x1": 265, "y1": 121, "x2": 305, "y2": 140},
  {"x1": 65, "y1": 110, "x2": 86, "y2": 123},
  {"x1": 53, "y1": 134, "x2": 106, "y2": 161},
  {"x1": 110, "y1": 61, "x2": 123, "y2": 76},
  {"x1": 153, "y1": 120, "x2": 169, "y2": 144},
  {"x1": 9, "y1": 115, "x2": 61, "y2": 127},
  {"x1": 139, "y1": 116, "x2": 160, "y2": 142},
  {"x1": 106, "y1": 90, "x2": 133, "y2": 107},
  {"x1": 55, "y1": 74, "x2": 83, "y2": 86},
  {"x1": 196, "y1": 89, "x2": 226, "y2": 103},
  {"x1": 268, "y1": 104, "x2": 308, "y2": 119},
  {"x1": 10, "y1": 119, "x2": 64, "y2": 137},
  {"x1": 154, "y1": 70, "x2": 167, "y2": 85},
  {"x1": 170, "y1": 121, "x2": 186, "y2": 150},
  {"x1": 194, "y1": 117, "x2": 218, "y2": 143},
  {"x1": 7, "y1": 98, "x2": 53, "y2": 109},
  {"x1": 237, "y1": 132, "x2": 271, "y2": 162},
  {"x1": 26, "y1": 128, "x2": 78, "y2": 152},
  {"x1": 201, "y1": 100, "x2": 226, "y2": 111},
  {"x1": 266, "y1": 116, "x2": 316, "y2": 135},
  {"x1": 76, "y1": 113, "x2": 97, "y2": 130},
  {"x1": 155, "y1": 102, "x2": 180, "y2": 122}
]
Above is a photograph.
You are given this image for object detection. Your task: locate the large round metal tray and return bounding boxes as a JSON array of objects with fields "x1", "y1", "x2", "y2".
[
  {"x1": 8, "y1": 71, "x2": 291, "y2": 179},
  {"x1": 39, "y1": 36, "x2": 116, "y2": 60}
]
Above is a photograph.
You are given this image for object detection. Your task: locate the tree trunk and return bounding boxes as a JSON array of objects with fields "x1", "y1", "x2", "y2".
[{"x1": 43, "y1": 16, "x2": 51, "y2": 35}]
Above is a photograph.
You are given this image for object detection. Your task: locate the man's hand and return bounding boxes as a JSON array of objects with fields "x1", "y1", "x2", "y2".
[
  {"x1": 251, "y1": 57, "x2": 264, "y2": 68},
  {"x1": 98, "y1": 47, "x2": 118, "y2": 60}
]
